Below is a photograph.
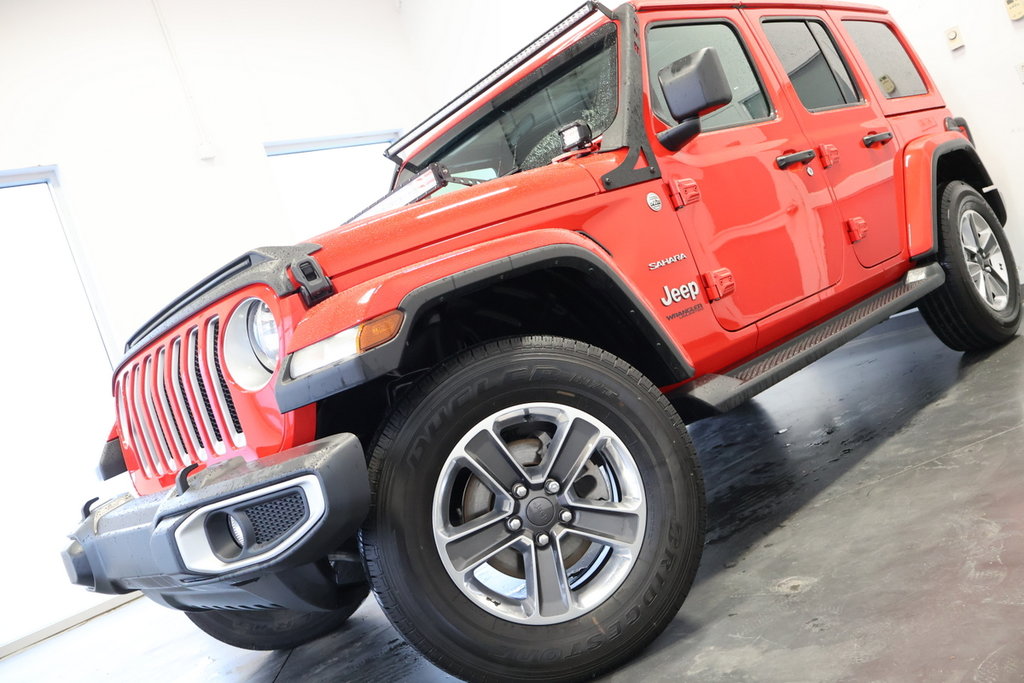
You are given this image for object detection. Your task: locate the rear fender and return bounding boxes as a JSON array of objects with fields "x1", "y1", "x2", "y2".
[{"x1": 903, "y1": 133, "x2": 1006, "y2": 260}]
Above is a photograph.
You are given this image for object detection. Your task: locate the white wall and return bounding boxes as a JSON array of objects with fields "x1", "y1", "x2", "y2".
[{"x1": 0, "y1": 0, "x2": 418, "y2": 355}]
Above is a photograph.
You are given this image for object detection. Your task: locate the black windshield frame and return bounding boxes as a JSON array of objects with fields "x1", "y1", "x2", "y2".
[{"x1": 397, "y1": 23, "x2": 619, "y2": 186}]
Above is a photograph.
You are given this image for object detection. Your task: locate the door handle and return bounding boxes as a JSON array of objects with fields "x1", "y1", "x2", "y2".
[
  {"x1": 776, "y1": 149, "x2": 817, "y2": 170},
  {"x1": 862, "y1": 131, "x2": 894, "y2": 147}
]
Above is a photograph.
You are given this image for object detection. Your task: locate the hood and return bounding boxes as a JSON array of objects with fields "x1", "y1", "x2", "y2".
[{"x1": 309, "y1": 160, "x2": 603, "y2": 280}]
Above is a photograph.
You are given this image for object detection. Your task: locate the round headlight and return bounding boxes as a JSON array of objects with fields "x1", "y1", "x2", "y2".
[
  {"x1": 224, "y1": 298, "x2": 280, "y2": 391},
  {"x1": 247, "y1": 300, "x2": 279, "y2": 371}
]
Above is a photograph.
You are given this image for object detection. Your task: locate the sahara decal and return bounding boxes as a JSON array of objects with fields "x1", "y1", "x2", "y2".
[{"x1": 648, "y1": 253, "x2": 688, "y2": 271}]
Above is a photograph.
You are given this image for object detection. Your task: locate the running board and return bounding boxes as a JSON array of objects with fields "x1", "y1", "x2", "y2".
[{"x1": 670, "y1": 263, "x2": 945, "y2": 418}]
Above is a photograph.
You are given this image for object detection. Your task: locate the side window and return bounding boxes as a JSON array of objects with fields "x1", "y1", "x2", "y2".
[
  {"x1": 762, "y1": 20, "x2": 861, "y2": 111},
  {"x1": 843, "y1": 21, "x2": 928, "y2": 99},
  {"x1": 647, "y1": 22, "x2": 771, "y2": 131}
]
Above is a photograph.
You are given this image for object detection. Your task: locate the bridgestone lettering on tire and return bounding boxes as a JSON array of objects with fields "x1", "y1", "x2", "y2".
[
  {"x1": 920, "y1": 181, "x2": 1021, "y2": 351},
  {"x1": 360, "y1": 336, "x2": 706, "y2": 682}
]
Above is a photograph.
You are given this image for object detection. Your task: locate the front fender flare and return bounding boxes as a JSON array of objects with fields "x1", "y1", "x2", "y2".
[{"x1": 275, "y1": 236, "x2": 694, "y2": 412}]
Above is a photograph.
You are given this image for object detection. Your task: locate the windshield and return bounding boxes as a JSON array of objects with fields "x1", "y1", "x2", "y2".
[{"x1": 397, "y1": 23, "x2": 618, "y2": 190}]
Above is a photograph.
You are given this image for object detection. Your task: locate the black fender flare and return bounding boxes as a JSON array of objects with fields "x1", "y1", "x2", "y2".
[
  {"x1": 275, "y1": 244, "x2": 694, "y2": 413},
  {"x1": 917, "y1": 140, "x2": 1007, "y2": 260}
]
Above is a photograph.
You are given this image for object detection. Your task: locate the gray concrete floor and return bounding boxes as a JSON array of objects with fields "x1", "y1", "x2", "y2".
[{"x1": 3, "y1": 311, "x2": 1023, "y2": 682}]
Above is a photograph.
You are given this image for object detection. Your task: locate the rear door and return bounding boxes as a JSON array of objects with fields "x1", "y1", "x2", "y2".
[
  {"x1": 747, "y1": 9, "x2": 901, "y2": 269},
  {"x1": 643, "y1": 9, "x2": 846, "y2": 332}
]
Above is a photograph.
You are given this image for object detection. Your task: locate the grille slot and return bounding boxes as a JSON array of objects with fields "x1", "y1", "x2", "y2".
[
  {"x1": 156, "y1": 347, "x2": 188, "y2": 461},
  {"x1": 116, "y1": 314, "x2": 245, "y2": 479},
  {"x1": 206, "y1": 318, "x2": 245, "y2": 447},
  {"x1": 172, "y1": 338, "x2": 206, "y2": 456},
  {"x1": 143, "y1": 356, "x2": 176, "y2": 471},
  {"x1": 130, "y1": 364, "x2": 164, "y2": 476},
  {"x1": 187, "y1": 327, "x2": 225, "y2": 454}
]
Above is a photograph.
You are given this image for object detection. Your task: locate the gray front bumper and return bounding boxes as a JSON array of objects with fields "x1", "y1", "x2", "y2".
[{"x1": 62, "y1": 433, "x2": 369, "y2": 612}]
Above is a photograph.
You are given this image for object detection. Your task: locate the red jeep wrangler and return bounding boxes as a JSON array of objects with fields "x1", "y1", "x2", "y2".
[{"x1": 63, "y1": 1, "x2": 1020, "y2": 680}]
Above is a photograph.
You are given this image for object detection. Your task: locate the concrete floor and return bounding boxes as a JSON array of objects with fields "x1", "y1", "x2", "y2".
[{"x1": 3, "y1": 311, "x2": 1023, "y2": 682}]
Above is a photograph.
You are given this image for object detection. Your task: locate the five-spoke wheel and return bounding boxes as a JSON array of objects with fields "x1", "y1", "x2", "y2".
[
  {"x1": 432, "y1": 403, "x2": 645, "y2": 624},
  {"x1": 958, "y1": 208, "x2": 1012, "y2": 312}
]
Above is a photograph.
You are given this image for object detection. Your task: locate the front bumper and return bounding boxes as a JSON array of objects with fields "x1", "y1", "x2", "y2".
[{"x1": 62, "y1": 433, "x2": 369, "y2": 612}]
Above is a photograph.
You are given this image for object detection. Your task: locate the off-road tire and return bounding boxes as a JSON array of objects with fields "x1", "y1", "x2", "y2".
[
  {"x1": 184, "y1": 582, "x2": 369, "y2": 650},
  {"x1": 920, "y1": 181, "x2": 1021, "y2": 351},
  {"x1": 360, "y1": 336, "x2": 705, "y2": 682}
]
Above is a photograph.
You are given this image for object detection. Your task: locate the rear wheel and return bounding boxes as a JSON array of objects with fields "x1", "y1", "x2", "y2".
[
  {"x1": 920, "y1": 181, "x2": 1021, "y2": 351},
  {"x1": 185, "y1": 582, "x2": 368, "y2": 650},
  {"x1": 361, "y1": 336, "x2": 705, "y2": 682}
]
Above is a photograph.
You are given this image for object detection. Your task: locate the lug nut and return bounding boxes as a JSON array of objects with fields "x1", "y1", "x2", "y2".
[
  {"x1": 544, "y1": 480, "x2": 561, "y2": 494},
  {"x1": 536, "y1": 533, "x2": 550, "y2": 547},
  {"x1": 560, "y1": 510, "x2": 573, "y2": 524},
  {"x1": 512, "y1": 483, "x2": 528, "y2": 499},
  {"x1": 507, "y1": 518, "x2": 522, "y2": 532}
]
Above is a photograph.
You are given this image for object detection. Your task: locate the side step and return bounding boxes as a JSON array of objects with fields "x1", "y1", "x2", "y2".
[{"x1": 670, "y1": 263, "x2": 945, "y2": 418}]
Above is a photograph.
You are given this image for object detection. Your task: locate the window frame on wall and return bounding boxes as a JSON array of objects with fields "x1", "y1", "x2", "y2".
[
  {"x1": 760, "y1": 17, "x2": 864, "y2": 113},
  {"x1": 644, "y1": 18, "x2": 777, "y2": 133},
  {"x1": 263, "y1": 129, "x2": 402, "y2": 240},
  {"x1": 0, "y1": 167, "x2": 116, "y2": 367}
]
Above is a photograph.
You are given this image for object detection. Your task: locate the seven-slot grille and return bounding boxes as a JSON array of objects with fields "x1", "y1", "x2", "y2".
[{"x1": 116, "y1": 315, "x2": 246, "y2": 479}]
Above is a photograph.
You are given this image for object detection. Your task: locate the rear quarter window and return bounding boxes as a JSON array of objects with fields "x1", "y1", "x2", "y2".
[{"x1": 842, "y1": 21, "x2": 928, "y2": 99}]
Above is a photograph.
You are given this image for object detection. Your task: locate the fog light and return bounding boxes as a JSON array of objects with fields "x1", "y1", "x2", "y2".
[{"x1": 227, "y1": 514, "x2": 246, "y2": 548}]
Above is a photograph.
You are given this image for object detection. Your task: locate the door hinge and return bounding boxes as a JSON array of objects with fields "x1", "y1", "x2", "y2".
[
  {"x1": 815, "y1": 143, "x2": 839, "y2": 168},
  {"x1": 847, "y1": 217, "x2": 868, "y2": 243},
  {"x1": 701, "y1": 268, "x2": 735, "y2": 302},
  {"x1": 668, "y1": 178, "x2": 701, "y2": 209},
  {"x1": 820, "y1": 143, "x2": 841, "y2": 169}
]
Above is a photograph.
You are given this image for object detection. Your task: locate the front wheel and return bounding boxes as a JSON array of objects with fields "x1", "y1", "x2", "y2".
[
  {"x1": 361, "y1": 337, "x2": 705, "y2": 682},
  {"x1": 920, "y1": 180, "x2": 1021, "y2": 351}
]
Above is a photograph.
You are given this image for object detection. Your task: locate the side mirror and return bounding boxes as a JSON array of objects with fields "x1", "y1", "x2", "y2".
[{"x1": 657, "y1": 47, "x2": 732, "y2": 151}]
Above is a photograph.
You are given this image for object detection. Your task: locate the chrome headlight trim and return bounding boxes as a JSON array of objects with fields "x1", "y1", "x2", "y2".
[{"x1": 224, "y1": 298, "x2": 280, "y2": 391}]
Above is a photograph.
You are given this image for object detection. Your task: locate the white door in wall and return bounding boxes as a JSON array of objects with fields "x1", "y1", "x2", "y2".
[{"x1": 0, "y1": 180, "x2": 123, "y2": 648}]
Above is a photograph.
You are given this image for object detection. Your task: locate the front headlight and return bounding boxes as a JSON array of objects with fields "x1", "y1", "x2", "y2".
[
  {"x1": 248, "y1": 300, "x2": 279, "y2": 371},
  {"x1": 224, "y1": 298, "x2": 281, "y2": 391},
  {"x1": 290, "y1": 310, "x2": 403, "y2": 379}
]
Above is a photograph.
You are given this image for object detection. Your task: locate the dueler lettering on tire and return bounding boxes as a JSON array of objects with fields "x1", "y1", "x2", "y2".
[
  {"x1": 920, "y1": 181, "x2": 1021, "y2": 351},
  {"x1": 360, "y1": 337, "x2": 705, "y2": 682}
]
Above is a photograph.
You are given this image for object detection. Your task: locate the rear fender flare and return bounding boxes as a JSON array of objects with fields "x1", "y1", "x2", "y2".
[{"x1": 903, "y1": 133, "x2": 1006, "y2": 260}]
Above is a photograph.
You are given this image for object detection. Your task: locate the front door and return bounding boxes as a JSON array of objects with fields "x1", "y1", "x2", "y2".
[{"x1": 644, "y1": 11, "x2": 846, "y2": 332}]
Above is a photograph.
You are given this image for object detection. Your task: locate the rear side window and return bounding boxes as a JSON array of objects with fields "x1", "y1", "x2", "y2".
[
  {"x1": 647, "y1": 22, "x2": 772, "y2": 131},
  {"x1": 762, "y1": 20, "x2": 861, "y2": 111},
  {"x1": 843, "y1": 21, "x2": 928, "y2": 99}
]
